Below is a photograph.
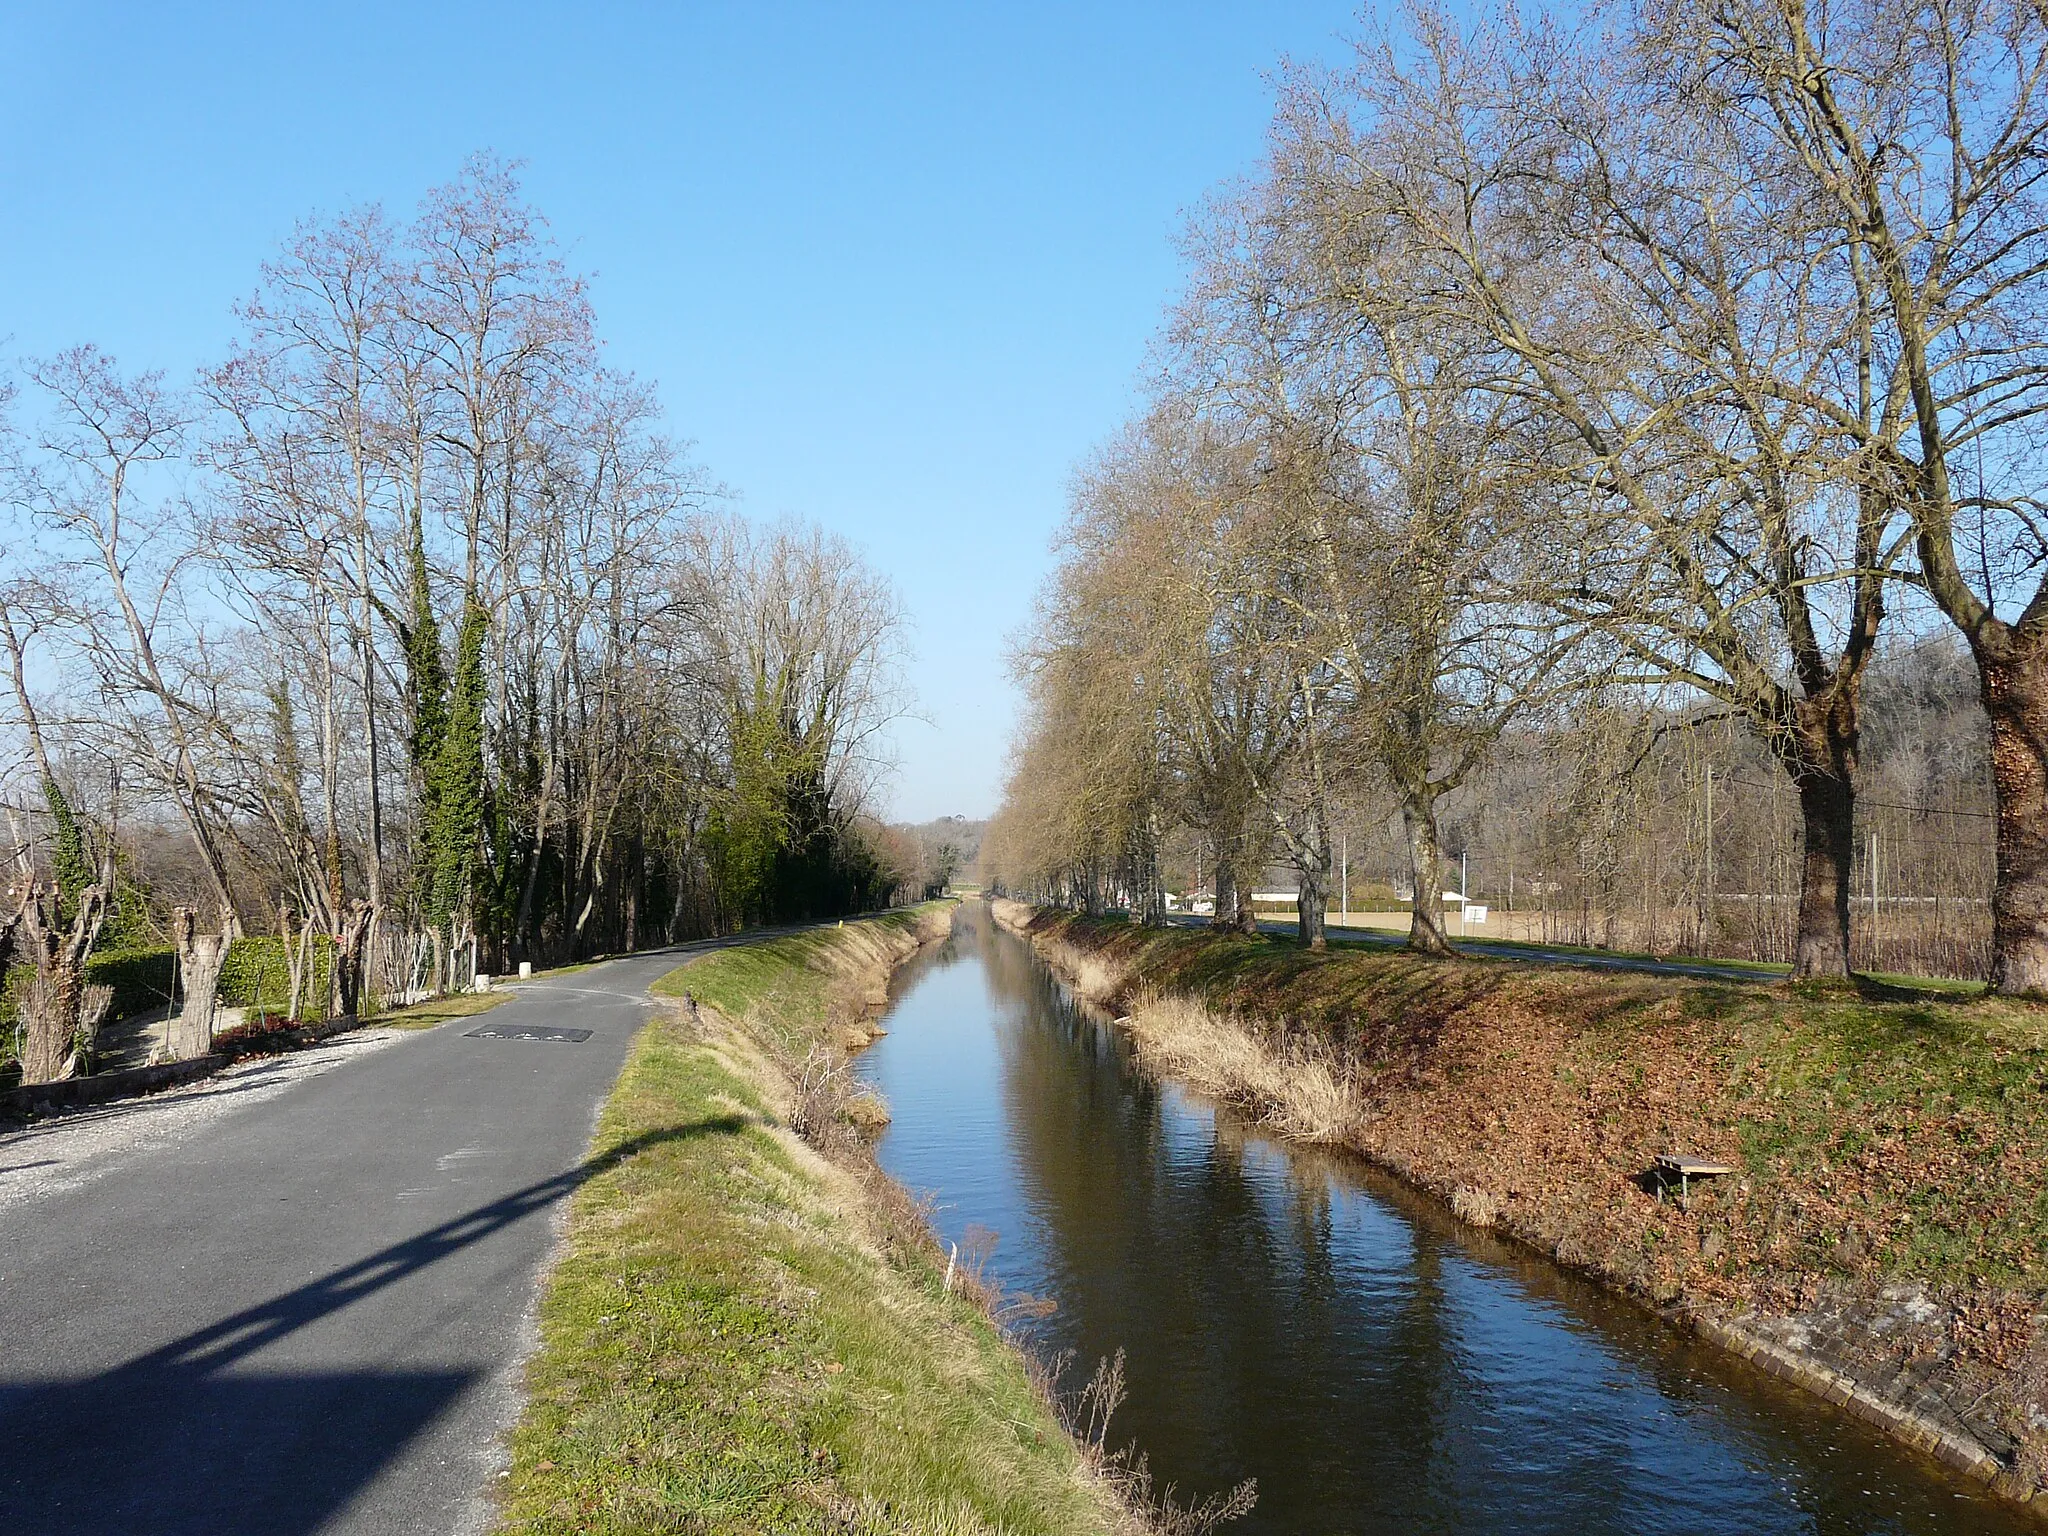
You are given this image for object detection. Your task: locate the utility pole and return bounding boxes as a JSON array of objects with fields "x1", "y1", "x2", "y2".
[
  {"x1": 1461, "y1": 850, "x2": 1468, "y2": 937},
  {"x1": 1701, "y1": 765, "x2": 1716, "y2": 951},
  {"x1": 1341, "y1": 830, "x2": 1348, "y2": 925},
  {"x1": 1706, "y1": 766, "x2": 1715, "y2": 918}
]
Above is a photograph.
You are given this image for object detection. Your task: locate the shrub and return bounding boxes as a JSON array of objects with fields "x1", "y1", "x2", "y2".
[
  {"x1": 218, "y1": 935, "x2": 334, "y2": 1019},
  {"x1": 84, "y1": 947, "x2": 180, "y2": 1021},
  {"x1": 0, "y1": 933, "x2": 337, "y2": 1057}
]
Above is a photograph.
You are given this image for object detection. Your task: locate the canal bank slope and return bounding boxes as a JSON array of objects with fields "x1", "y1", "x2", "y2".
[
  {"x1": 493, "y1": 907, "x2": 1132, "y2": 1536},
  {"x1": 993, "y1": 898, "x2": 2048, "y2": 1509}
]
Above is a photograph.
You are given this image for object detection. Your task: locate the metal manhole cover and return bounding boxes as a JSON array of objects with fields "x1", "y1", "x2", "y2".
[{"x1": 465, "y1": 1024, "x2": 592, "y2": 1043}]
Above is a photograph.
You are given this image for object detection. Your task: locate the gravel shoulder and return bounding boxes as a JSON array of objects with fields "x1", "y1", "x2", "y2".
[{"x1": 0, "y1": 1028, "x2": 405, "y2": 1210}]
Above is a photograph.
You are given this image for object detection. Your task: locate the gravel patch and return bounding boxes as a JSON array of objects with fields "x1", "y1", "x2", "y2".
[{"x1": 0, "y1": 1029, "x2": 404, "y2": 1210}]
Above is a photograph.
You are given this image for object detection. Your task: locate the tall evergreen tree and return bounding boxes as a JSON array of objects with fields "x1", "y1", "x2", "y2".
[
  {"x1": 42, "y1": 777, "x2": 91, "y2": 922},
  {"x1": 425, "y1": 594, "x2": 489, "y2": 927}
]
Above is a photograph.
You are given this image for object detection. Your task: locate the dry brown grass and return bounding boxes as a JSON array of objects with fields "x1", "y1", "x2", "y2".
[{"x1": 1116, "y1": 991, "x2": 1367, "y2": 1145}]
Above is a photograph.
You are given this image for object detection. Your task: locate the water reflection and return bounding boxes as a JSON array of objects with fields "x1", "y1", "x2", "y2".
[{"x1": 860, "y1": 906, "x2": 2029, "y2": 1535}]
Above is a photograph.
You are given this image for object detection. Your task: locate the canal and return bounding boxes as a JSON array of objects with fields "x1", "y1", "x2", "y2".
[{"x1": 855, "y1": 903, "x2": 2034, "y2": 1535}]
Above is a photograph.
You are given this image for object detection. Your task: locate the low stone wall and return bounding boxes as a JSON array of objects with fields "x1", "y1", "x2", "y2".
[
  {"x1": 1697, "y1": 1302, "x2": 2014, "y2": 1484},
  {"x1": 0, "y1": 1054, "x2": 228, "y2": 1123},
  {"x1": 0, "y1": 1012, "x2": 371, "y2": 1127}
]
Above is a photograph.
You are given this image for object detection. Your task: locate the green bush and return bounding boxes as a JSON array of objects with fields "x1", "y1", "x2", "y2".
[
  {"x1": 219, "y1": 934, "x2": 334, "y2": 1019},
  {"x1": 4, "y1": 948, "x2": 175, "y2": 1041},
  {"x1": 85, "y1": 947, "x2": 180, "y2": 1020},
  {"x1": 0, "y1": 933, "x2": 337, "y2": 1055}
]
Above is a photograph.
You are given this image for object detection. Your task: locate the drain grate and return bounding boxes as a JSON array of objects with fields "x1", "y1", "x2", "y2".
[{"x1": 465, "y1": 1024, "x2": 592, "y2": 1043}]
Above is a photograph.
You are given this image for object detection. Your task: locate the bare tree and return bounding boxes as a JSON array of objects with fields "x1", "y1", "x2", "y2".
[
  {"x1": 1648, "y1": 0, "x2": 2048, "y2": 990},
  {"x1": 11, "y1": 349, "x2": 242, "y2": 935},
  {"x1": 1267, "y1": 8, "x2": 1905, "y2": 973}
]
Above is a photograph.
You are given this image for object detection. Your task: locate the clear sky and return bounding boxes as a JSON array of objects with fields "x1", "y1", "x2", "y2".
[{"x1": 1, "y1": 1, "x2": 1365, "y2": 821}]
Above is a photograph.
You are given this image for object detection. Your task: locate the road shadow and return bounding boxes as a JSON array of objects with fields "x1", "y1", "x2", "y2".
[
  {"x1": 0, "y1": 1368, "x2": 474, "y2": 1536},
  {"x1": 0, "y1": 1115, "x2": 746, "y2": 1535}
]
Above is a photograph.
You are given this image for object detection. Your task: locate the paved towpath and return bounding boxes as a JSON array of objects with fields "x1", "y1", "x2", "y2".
[
  {"x1": 0, "y1": 940, "x2": 722, "y2": 1536},
  {"x1": 1163, "y1": 912, "x2": 1782, "y2": 983}
]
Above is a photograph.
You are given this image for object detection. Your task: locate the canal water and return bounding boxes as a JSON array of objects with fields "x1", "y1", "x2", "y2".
[{"x1": 855, "y1": 903, "x2": 2034, "y2": 1536}]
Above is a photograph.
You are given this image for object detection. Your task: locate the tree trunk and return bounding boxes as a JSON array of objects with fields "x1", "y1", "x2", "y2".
[
  {"x1": 332, "y1": 900, "x2": 374, "y2": 1019},
  {"x1": 1980, "y1": 642, "x2": 2048, "y2": 994},
  {"x1": 1232, "y1": 880, "x2": 1257, "y2": 932},
  {"x1": 16, "y1": 880, "x2": 107, "y2": 1084},
  {"x1": 1147, "y1": 811, "x2": 1167, "y2": 928},
  {"x1": 171, "y1": 906, "x2": 230, "y2": 1059},
  {"x1": 1402, "y1": 789, "x2": 1454, "y2": 956},
  {"x1": 1769, "y1": 689, "x2": 1862, "y2": 979},
  {"x1": 73, "y1": 984, "x2": 113, "y2": 1075},
  {"x1": 1790, "y1": 766, "x2": 1855, "y2": 978},
  {"x1": 1291, "y1": 818, "x2": 1331, "y2": 950},
  {"x1": 624, "y1": 835, "x2": 643, "y2": 951},
  {"x1": 285, "y1": 911, "x2": 313, "y2": 1023},
  {"x1": 0, "y1": 898, "x2": 22, "y2": 988},
  {"x1": 18, "y1": 969, "x2": 76, "y2": 1084},
  {"x1": 1298, "y1": 868, "x2": 1328, "y2": 950},
  {"x1": 1211, "y1": 841, "x2": 1257, "y2": 933}
]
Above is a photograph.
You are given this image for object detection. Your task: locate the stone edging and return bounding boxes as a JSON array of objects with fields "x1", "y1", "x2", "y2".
[
  {"x1": 1691, "y1": 1313, "x2": 2008, "y2": 1485},
  {"x1": 0, "y1": 1054, "x2": 229, "y2": 1122}
]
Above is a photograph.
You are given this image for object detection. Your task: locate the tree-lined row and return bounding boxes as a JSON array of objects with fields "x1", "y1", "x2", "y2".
[
  {"x1": 1, "y1": 159, "x2": 908, "y2": 1084},
  {"x1": 986, "y1": 0, "x2": 2048, "y2": 993}
]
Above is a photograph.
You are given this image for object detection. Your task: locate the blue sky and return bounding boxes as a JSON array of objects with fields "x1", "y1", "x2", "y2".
[{"x1": 1, "y1": 1, "x2": 1365, "y2": 820}]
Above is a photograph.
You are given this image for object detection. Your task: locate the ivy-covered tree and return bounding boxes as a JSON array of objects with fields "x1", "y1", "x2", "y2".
[{"x1": 424, "y1": 594, "x2": 489, "y2": 928}]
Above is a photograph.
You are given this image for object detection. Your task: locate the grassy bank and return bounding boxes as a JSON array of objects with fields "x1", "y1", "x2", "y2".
[
  {"x1": 994, "y1": 899, "x2": 2048, "y2": 1501},
  {"x1": 494, "y1": 908, "x2": 1127, "y2": 1536}
]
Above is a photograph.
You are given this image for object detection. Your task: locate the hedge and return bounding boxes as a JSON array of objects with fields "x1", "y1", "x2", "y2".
[
  {"x1": 217, "y1": 934, "x2": 334, "y2": 1017},
  {"x1": 85, "y1": 947, "x2": 180, "y2": 1020},
  {"x1": 3, "y1": 934, "x2": 337, "y2": 1033}
]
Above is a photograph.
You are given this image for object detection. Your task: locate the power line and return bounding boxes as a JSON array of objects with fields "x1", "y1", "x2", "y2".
[{"x1": 1721, "y1": 777, "x2": 1996, "y2": 821}]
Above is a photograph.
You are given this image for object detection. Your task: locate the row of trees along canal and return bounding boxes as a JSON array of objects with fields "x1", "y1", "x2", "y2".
[
  {"x1": 984, "y1": 0, "x2": 2048, "y2": 992},
  {"x1": 0, "y1": 159, "x2": 925, "y2": 1088}
]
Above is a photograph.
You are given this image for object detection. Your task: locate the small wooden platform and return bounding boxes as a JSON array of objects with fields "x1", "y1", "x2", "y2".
[{"x1": 1655, "y1": 1153, "x2": 1738, "y2": 1199}]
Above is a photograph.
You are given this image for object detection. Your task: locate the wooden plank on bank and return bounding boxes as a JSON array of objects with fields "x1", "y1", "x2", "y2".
[{"x1": 1656, "y1": 1154, "x2": 1739, "y2": 1177}]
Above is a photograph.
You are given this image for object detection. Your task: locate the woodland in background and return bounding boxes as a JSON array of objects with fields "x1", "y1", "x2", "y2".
[
  {"x1": 1120, "y1": 632, "x2": 1995, "y2": 980},
  {"x1": 985, "y1": 0, "x2": 2044, "y2": 989},
  {"x1": 0, "y1": 158, "x2": 917, "y2": 1086}
]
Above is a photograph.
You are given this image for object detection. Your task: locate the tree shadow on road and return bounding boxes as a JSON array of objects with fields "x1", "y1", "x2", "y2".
[{"x1": 0, "y1": 1116, "x2": 748, "y2": 1535}]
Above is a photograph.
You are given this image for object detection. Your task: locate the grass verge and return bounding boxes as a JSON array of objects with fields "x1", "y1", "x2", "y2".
[
  {"x1": 365, "y1": 989, "x2": 513, "y2": 1032},
  {"x1": 494, "y1": 910, "x2": 1124, "y2": 1536}
]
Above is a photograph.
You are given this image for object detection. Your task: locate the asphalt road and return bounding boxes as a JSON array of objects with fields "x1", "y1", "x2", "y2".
[
  {"x1": 0, "y1": 943, "x2": 706, "y2": 1536},
  {"x1": 1162, "y1": 912, "x2": 1780, "y2": 983}
]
